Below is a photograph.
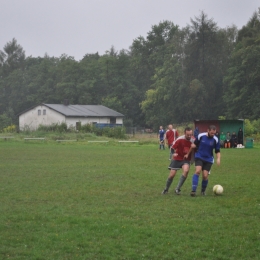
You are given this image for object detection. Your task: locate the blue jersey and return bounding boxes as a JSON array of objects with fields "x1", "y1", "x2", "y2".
[
  {"x1": 159, "y1": 129, "x2": 165, "y2": 141},
  {"x1": 194, "y1": 132, "x2": 220, "y2": 163}
]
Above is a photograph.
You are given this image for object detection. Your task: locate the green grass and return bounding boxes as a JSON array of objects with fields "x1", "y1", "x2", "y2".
[{"x1": 0, "y1": 141, "x2": 260, "y2": 259}]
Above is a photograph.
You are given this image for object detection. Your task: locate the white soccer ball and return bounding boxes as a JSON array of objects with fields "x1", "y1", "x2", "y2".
[{"x1": 213, "y1": 184, "x2": 224, "y2": 195}]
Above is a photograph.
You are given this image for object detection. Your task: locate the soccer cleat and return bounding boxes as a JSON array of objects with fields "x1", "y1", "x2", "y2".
[
  {"x1": 161, "y1": 189, "x2": 168, "y2": 195},
  {"x1": 201, "y1": 191, "x2": 206, "y2": 196},
  {"x1": 175, "y1": 189, "x2": 181, "y2": 195},
  {"x1": 190, "y1": 191, "x2": 196, "y2": 197}
]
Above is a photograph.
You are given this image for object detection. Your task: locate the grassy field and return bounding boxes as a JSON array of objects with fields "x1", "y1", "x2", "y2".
[{"x1": 0, "y1": 139, "x2": 260, "y2": 259}]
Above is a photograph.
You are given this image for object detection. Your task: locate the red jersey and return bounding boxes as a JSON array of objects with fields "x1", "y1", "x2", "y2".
[
  {"x1": 165, "y1": 129, "x2": 179, "y2": 146},
  {"x1": 172, "y1": 135, "x2": 193, "y2": 161}
]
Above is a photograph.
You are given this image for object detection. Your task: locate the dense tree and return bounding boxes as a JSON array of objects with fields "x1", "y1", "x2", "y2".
[
  {"x1": 183, "y1": 12, "x2": 228, "y2": 119},
  {"x1": 224, "y1": 11, "x2": 260, "y2": 119},
  {"x1": 0, "y1": 38, "x2": 25, "y2": 75},
  {"x1": 0, "y1": 9, "x2": 259, "y2": 131},
  {"x1": 140, "y1": 44, "x2": 183, "y2": 127}
]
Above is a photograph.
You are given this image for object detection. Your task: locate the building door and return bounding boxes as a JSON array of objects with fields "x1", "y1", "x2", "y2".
[{"x1": 76, "y1": 122, "x2": 81, "y2": 130}]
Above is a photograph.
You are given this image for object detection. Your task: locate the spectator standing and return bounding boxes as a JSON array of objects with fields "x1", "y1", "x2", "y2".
[{"x1": 237, "y1": 128, "x2": 243, "y2": 145}]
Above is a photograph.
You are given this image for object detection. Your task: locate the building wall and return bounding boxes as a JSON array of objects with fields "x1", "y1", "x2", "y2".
[
  {"x1": 19, "y1": 105, "x2": 124, "y2": 130},
  {"x1": 19, "y1": 105, "x2": 66, "y2": 130},
  {"x1": 194, "y1": 120, "x2": 220, "y2": 133}
]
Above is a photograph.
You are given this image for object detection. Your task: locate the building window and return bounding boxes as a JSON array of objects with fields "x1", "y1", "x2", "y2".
[
  {"x1": 43, "y1": 109, "x2": 46, "y2": 115},
  {"x1": 38, "y1": 110, "x2": 41, "y2": 115}
]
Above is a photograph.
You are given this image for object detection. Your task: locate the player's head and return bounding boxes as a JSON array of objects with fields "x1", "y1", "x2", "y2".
[
  {"x1": 184, "y1": 127, "x2": 192, "y2": 140},
  {"x1": 159, "y1": 126, "x2": 163, "y2": 130},
  {"x1": 208, "y1": 125, "x2": 216, "y2": 137},
  {"x1": 168, "y1": 124, "x2": 173, "y2": 130}
]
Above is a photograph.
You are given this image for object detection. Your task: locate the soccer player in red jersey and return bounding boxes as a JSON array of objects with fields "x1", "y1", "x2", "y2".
[{"x1": 162, "y1": 127, "x2": 194, "y2": 195}]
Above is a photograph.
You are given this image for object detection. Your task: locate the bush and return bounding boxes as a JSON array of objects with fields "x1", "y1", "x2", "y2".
[
  {"x1": 0, "y1": 114, "x2": 12, "y2": 132},
  {"x1": 80, "y1": 124, "x2": 126, "y2": 139},
  {"x1": 252, "y1": 119, "x2": 260, "y2": 134},
  {"x1": 80, "y1": 124, "x2": 93, "y2": 133},
  {"x1": 113, "y1": 126, "x2": 126, "y2": 139},
  {"x1": 3, "y1": 124, "x2": 17, "y2": 133},
  {"x1": 93, "y1": 126, "x2": 103, "y2": 136},
  {"x1": 244, "y1": 119, "x2": 255, "y2": 136},
  {"x1": 38, "y1": 123, "x2": 68, "y2": 132}
]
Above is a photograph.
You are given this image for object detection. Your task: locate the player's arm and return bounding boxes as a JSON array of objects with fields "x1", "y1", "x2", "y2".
[
  {"x1": 215, "y1": 139, "x2": 221, "y2": 165},
  {"x1": 184, "y1": 143, "x2": 196, "y2": 159},
  {"x1": 215, "y1": 152, "x2": 220, "y2": 165},
  {"x1": 184, "y1": 137, "x2": 199, "y2": 159},
  {"x1": 172, "y1": 140, "x2": 179, "y2": 158}
]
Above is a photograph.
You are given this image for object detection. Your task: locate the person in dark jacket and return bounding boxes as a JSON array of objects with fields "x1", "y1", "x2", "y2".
[
  {"x1": 237, "y1": 128, "x2": 243, "y2": 145},
  {"x1": 230, "y1": 132, "x2": 238, "y2": 148},
  {"x1": 194, "y1": 127, "x2": 199, "y2": 139}
]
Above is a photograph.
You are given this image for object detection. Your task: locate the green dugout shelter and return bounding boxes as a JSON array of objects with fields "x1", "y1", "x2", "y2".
[{"x1": 194, "y1": 119, "x2": 244, "y2": 140}]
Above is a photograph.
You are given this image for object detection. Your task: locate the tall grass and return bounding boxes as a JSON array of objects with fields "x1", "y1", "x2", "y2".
[{"x1": 0, "y1": 141, "x2": 259, "y2": 259}]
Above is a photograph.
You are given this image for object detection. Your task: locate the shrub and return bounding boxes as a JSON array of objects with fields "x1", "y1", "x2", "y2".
[
  {"x1": 92, "y1": 126, "x2": 103, "y2": 136},
  {"x1": 38, "y1": 123, "x2": 68, "y2": 132},
  {"x1": 3, "y1": 124, "x2": 17, "y2": 133},
  {"x1": 244, "y1": 119, "x2": 254, "y2": 136},
  {"x1": 80, "y1": 124, "x2": 93, "y2": 133},
  {"x1": 113, "y1": 126, "x2": 126, "y2": 139},
  {"x1": 252, "y1": 119, "x2": 260, "y2": 134}
]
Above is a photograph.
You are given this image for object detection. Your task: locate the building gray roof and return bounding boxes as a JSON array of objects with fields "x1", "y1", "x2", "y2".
[{"x1": 43, "y1": 104, "x2": 124, "y2": 117}]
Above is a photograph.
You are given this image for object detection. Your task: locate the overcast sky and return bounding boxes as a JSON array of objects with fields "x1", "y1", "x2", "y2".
[{"x1": 1, "y1": 0, "x2": 259, "y2": 61}]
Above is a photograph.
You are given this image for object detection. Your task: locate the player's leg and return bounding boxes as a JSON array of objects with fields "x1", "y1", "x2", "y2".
[
  {"x1": 162, "y1": 169, "x2": 177, "y2": 194},
  {"x1": 190, "y1": 159, "x2": 202, "y2": 196},
  {"x1": 201, "y1": 162, "x2": 212, "y2": 195},
  {"x1": 175, "y1": 162, "x2": 190, "y2": 195},
  {"x1": 162, "y1": 160, "x2": 179, "y2": 194}
]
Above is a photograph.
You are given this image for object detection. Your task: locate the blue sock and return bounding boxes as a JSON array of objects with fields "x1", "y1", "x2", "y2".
[
  {"x1": 201, "y1": 180, "x2": 208, "y2": 192},
  {"x1": 192, "y1": 174, "x2": 199, "y2": 192}
]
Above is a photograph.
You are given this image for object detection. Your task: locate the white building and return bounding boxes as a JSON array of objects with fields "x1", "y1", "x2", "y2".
[{"x1": 19, "y1": 103, "x2": 124, "y2": 131}]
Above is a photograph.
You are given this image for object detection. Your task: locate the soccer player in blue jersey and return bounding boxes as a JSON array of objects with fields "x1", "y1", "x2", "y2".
[
  {"x1": 190, "y1": 125, "x2": 221, "y2": 196},
  {"x1": 158, "y1": 126, "x2": 165, "y2": 150}
]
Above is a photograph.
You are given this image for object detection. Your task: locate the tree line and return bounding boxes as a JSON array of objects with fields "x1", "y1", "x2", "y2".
[{"x1": 0, "y1": 10, "x2": 260, "y2": 131}]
